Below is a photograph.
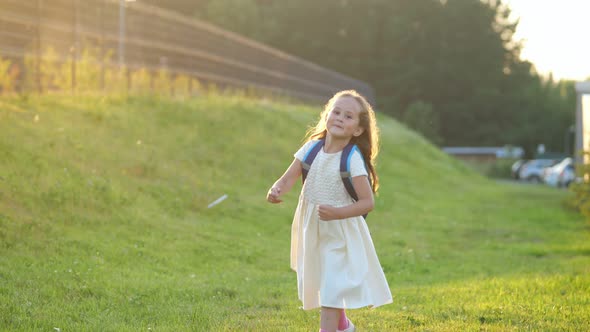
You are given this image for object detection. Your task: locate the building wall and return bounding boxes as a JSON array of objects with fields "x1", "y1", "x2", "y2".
[
  {"x1": 584, "y1": 95, "x2": 590, "y2": 164},
  {"x1": 576, "y1": 82, "x2": 590, "y2": 164}
]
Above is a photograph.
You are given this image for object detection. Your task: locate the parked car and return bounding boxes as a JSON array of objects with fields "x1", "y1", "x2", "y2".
[
  {"x1": 518, "y1": 159, "x2": 558, "y2": 183},
  {"x1": 511, "y1": 159, "x2": 527, "y2": 179},
  {"x1": 543, "y1": 157, "x2": 576, "y2": 187}
]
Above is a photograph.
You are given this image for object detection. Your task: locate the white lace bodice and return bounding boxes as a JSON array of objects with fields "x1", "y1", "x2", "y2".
[{"x1": 294, "y1": 141, "x2": 368, "y2": 206}]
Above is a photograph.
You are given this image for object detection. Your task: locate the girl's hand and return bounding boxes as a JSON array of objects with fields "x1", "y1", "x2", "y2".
[
  {"x1": 266, "y1": 186, "x2": 283, "y2": 204},
  {"x1": 318, "y1": 205, "x2": 341, "y2": 221}
]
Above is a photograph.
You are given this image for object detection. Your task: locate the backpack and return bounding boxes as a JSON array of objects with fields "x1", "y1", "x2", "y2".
[{"x1": 300, "y1": 138, "x2": 369, "y2": 219}]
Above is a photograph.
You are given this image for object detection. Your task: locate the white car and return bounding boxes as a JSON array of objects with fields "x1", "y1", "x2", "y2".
[
  {"x1": 543, "y1": 157, "x2": 576, "y2": 187},
  {"x1": 511, "y1": 159, "x2": 527, "y2": 179},
  {"x1": 518, "y1": 159, "x2": 558, "y2": 183}
]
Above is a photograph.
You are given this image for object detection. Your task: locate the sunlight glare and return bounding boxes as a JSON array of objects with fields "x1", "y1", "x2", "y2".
[{"x1": 504, "y1": 0, "x2": 590, "y2": 81}]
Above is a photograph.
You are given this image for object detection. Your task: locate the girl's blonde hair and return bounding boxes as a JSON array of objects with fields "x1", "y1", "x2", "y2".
[{"x1": 304, "y1": 90, "x2": 380, "y2": 193}]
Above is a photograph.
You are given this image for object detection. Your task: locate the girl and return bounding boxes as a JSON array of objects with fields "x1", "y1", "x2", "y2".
[{"x1": 266, "y1": 90, "x2": 392, "y2": 332}]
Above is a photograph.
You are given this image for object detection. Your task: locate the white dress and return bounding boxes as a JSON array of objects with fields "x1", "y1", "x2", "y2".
[{"x1": 290, "y1": 141, "x2": 393, "y2": 310}]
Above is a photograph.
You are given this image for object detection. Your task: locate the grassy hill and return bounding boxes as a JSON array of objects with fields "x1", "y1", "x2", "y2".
[{"x1": 0, "y1": 94, "x2": 589, "y2": 331}]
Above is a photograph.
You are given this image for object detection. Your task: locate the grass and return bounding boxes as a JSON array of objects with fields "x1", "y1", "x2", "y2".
[{"x1": 0, "y1": 94, "x2": 589, "y2": 331}]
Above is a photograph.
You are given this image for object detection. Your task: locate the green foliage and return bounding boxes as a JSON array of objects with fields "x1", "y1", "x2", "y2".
[
  {"x1": 487, "y1": 158, "x2": 517, "y2": 178},
  {"x1": 183, "y1": 0, "x2": 576, "y2": 155},
  {"x1": 468, "y1": 158, "x2": 516, "y2": 179},
  {"x1": 204, "y1": 0, "x2": 261, "y2": 37},
  {"x1": 75, "y1": 45, "x2": 107, "y2": 92},
  {"x1": 0, "y1": 56, "x2": 18, "y2": 93},
  {"x1": 566, "y1": 154, "x2": 590, "y2": 222},
  {"x1": 0, "y1": 95, "x2": 588, "y2": 330},
  {"x1": 129, "y1": 68, "x2": 152, "y2": 94},
  {"x1": 172, "y1": 74, "x2": 190, "y2": 96},
  {"x1": 10, "y1": 45, "x2": 203, "y2": 97},
  {"x1": 6, "y1": 0, "x2": 578, "y2": 154},
  {"x1": 21, "y1": 45, "x2": 109, "y2": 93},
  {"x1": 152, "y1": 68, "x2": 172, "y2": 93},
  {"x1": 402, "y1": 100, "x2": 441, "y2": 145}
]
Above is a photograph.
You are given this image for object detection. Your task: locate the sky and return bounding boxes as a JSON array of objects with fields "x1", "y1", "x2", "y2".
[{"x1": 503, "y1": 0, "x2": 590, "y2": 82}]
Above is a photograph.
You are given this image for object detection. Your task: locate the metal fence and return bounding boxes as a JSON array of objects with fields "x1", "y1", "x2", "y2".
[{"x1": 0, "y1": 0, "x2": 375, "y2": 103}]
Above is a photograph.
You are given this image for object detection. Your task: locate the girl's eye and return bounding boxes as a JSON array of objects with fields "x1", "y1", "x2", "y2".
[{"x1": 346, "y1": 115, "x2": 353, "y2": 119}]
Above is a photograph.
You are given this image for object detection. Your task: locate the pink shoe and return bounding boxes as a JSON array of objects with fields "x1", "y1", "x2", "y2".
[{"x1": 337, "y1": 319, "x2": 355, "y2": 332}]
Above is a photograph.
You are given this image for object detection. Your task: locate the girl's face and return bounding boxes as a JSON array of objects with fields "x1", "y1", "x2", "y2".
[{"x1": 325, "y1": 96, "x2": 364, "y2": 140}]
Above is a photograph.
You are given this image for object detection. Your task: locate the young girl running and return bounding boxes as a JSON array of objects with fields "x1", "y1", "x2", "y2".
[{"x1": 267, "y1": 90, "x2": 392, "y2": 332}]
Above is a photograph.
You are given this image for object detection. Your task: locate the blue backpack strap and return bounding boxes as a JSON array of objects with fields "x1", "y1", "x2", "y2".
[
  {"x1": 340, "y1": 144, "x2": 359, "y2": 201},
  {"x1": 340, "y1": 144, "x2": 368, "y2": 219},
  {"x1": 301, "y1": 139, "x2": 325, "y2": 184}
]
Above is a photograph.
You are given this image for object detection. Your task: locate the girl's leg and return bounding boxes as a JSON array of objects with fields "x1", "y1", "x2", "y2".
[
  {"x1": 338, "y1": 309, "x2": 349, "y2": 330},
  {"x1": 320, "y1": 306, "x2": 340, "y2": 332}
]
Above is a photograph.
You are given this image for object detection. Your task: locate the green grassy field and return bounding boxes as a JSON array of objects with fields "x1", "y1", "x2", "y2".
[{"x1": 1, "y1": 94, "x2": 589, "y2": 331}]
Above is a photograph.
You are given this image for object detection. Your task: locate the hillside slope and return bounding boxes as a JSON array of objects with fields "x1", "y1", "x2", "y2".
[{"x1": 0, "y1": 95, "x2": 588, "y2": 331}]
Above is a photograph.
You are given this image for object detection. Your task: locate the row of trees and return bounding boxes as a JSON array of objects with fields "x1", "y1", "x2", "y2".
[{"x1": 143, "y1": 0, "x2": 578, "y2": 156}]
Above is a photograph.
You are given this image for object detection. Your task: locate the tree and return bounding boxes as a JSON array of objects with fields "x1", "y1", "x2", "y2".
[
  {"x1": 145, "y1": 0, "x2": 576, "y2": 153},
  {"x1": 403, "y1": 100, "x2": 441, "y2": 144}
]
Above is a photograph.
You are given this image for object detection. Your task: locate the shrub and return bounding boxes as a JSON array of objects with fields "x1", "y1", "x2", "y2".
[
  {"x1": 566, "y1": 153, "x2": 590, "y2": 222},
  {"x1": 403, "y1": 100, "x2": 442, "y2": 145},
  {"x1": 0, "y1": 56, "x2": 19, "y2": 94},
  {"x1": 486, "y1": 158, "x2": 516, "y2": 179}
]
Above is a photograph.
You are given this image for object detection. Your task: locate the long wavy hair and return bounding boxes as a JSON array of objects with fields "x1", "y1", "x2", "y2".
[{"x1": 304, "y1": 90, "x2": 380, "y2": 193}]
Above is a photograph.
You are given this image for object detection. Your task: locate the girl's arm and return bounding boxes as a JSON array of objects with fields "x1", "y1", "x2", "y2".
[
  {"x1": 318, "y1": 175, "x2": 374, "y2": 220},
  {"x1": 267, "y1": 158, "x2": 302, "y2": 204}
]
